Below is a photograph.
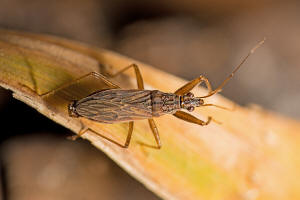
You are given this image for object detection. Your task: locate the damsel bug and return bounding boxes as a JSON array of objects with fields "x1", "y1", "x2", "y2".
[{"x1": 42, "y1": 39, "x2": 265, "y2": 149}]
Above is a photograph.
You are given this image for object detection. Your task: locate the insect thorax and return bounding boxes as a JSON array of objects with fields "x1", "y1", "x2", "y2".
[{"x1": 151, "y1": 90, "x2": 181, "y2": 116}]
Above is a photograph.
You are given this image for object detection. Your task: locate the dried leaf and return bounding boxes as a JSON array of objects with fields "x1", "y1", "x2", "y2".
[{"x1": 1, "y1": 29, "x2": 300, "y2": 200}]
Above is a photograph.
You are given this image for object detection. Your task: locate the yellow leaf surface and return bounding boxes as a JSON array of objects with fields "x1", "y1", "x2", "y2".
[{"x1": 0, "y1": 29, "x2": 300, "y2": 200}]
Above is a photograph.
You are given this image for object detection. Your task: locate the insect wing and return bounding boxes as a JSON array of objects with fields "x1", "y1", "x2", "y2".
[{"x1": 75, "y1": 89, "x2": 153, "y2": 123}]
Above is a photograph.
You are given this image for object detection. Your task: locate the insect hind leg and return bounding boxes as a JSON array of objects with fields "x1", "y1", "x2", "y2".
[
  {"x1": 39, "y1": 71, "x2": 119, "y2": 98},
  {"x1": 69, "y1": 121, "x2": 134, "y2": 149}
]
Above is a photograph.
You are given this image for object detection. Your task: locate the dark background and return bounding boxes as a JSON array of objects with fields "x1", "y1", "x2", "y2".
[{"x1": 0, "y1": 0, "x2": 300, "y2": 199}]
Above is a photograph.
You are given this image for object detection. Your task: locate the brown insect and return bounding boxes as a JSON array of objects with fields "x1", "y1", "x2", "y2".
[{"x1": 43, "y1": 39, "x2": 265, "y2": 149}]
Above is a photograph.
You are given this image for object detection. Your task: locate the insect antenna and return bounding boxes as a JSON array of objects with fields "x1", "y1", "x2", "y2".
[
  {"x1": 199, "y1": 38, "x2": 266, "y2": 98},
  {"x1": 202, "y1": 103, "x2": 235, "y2": 111}
]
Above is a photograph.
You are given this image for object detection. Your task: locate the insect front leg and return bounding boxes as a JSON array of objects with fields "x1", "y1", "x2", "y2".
[
  {"x1": 174, "y1": 75, "x2": 212, "y2": 96},
  {"x1": 173, "y1": 111, "x2": 212, "y2": 126},
  {"x1": 106, "y1": 63, "x2": 144, "y2": 90},
  {"x1": 70, "y1": 121, "x2": 135, "y2": 148}
]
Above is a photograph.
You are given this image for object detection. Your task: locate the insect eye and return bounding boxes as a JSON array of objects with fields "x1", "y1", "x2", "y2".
[{"x1": 187, "y1": 106, "x2": 195, "y2": 112}]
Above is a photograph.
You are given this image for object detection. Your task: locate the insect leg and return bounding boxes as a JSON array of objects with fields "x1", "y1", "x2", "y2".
[
  {"x1": 148, "y1": 119, "x2": 162, "y2": 149},
  {"x1": 110, "y1": 64, "x2": 163, "y2": 149},
  {"x1": 68, "y1": 127, "x2": 88, "y2": 141},
  {"x1": 124, "y1": 122, "x2": 134, "y2": 148},
  {"x1": 175, "y1": 39, "x2": 265, "y2": 97},
  {"x1": 174, "y1": 75, "x2": 212, "y2": 95},
  {"x1": 69, "y1": 121, "x2": 134, "y2": 148},
  {"x1": 107, "y1": 63, "x2": 144, "y2": 90},
  {"x1": 173, "y1": 111, "x2": 212, "y2": 126},
  {"x1": 40, "y1": 71, "x2": 119, "y2": 97}
]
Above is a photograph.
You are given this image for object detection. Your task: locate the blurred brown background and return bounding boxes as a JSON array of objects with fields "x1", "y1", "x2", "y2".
[{"x1": 0, "y1": 0, "x2": 299, "y2": 199}]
